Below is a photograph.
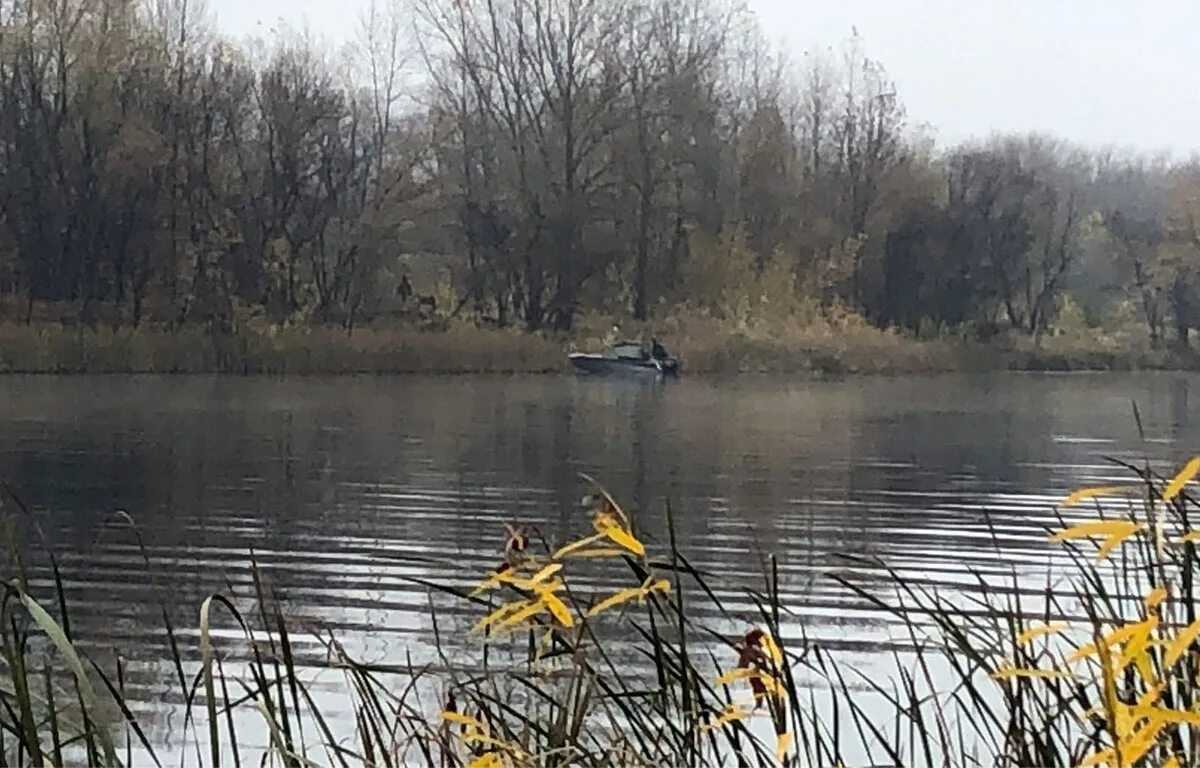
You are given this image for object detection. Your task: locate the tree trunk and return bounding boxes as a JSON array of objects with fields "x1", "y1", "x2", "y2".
[{"x1": 633, "y1": 194, "x2": 651, "y2": 321}]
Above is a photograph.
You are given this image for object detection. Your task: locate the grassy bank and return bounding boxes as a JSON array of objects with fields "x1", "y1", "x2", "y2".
[
  {"x1": 0, "y1": 319, "x2": 1196, "y2": 375},
  {"x1": 0, "y1": 324, "x2": 563, "y2": 375},
  {"x1": 1, "y1": 462, "x2": 1200, "y2": 765}
]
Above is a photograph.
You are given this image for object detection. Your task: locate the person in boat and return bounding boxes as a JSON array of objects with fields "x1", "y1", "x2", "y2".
[
  {"x1": 650, "y1": 337, "x2": 668, "y2": 361},
  {"x1": 397, "y1": 273, "x2": 413, "y2": 305},
  {"x1": 603, "y1": 324, "x2": 620, "y2": 347}
]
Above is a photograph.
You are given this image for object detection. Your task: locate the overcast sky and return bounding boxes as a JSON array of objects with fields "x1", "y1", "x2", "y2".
[{"x1": 205, "y1": 0, "x2": 1200, "y2": 155}]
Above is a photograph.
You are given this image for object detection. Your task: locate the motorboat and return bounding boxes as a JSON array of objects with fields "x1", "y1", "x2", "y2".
[{"x1": 568, "y1": 340, "x2": 679, "y2": 379}]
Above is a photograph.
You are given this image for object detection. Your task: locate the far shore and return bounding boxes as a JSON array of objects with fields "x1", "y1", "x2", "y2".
[{"x1": 0, "y1": 321, "x2": 1196, "y2": 377}]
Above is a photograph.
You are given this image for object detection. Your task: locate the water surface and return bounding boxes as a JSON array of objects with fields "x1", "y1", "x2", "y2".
[{"x1": 0, "y1": 372, "x2": 1194, "y2": 752}]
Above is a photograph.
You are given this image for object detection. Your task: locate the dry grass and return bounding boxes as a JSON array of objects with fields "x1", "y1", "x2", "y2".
[
  {"x1": 658, "y1": 310, "x2": 965, "y2": 375},
  {"x1": 0, "y1": 315, "x2": 1196, "y2": 376},
  {"x1": 0, "y1": 324, "x2": 562, "y2": 375},
  {"x1": 1001, "y1": 328, "x2": 1192, "y2": 372}
]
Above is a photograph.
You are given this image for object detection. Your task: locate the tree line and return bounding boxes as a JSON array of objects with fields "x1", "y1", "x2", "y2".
[{"x1": 0, "y1": 0, "x2": 1197, "y2": 345}]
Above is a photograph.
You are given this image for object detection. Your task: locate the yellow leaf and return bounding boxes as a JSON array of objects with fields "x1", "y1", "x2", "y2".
[
  {"x1": 470, "y1": 572, "x2": 506, "y2": 597},
  {"x1": 1051, "y1": 520, "x2": 1142, "y2": 542},
  {"x1": 1061, "y1": 485, "x2": 1126, "y2": 508},
  {"x1": 1015, "y1": 622, "x2": 1067, "y2": 646},
  {"x1": 494, "y1": 599, "x2": 546, "y2": 632},
  {"x1": 442, "y1": 711, "x2": 488, "y2": 731},
  {"x1": 1178, "y1": 530, "x2": 1200, "y2": 544},
  {"x1": 461, "y1": 732, "x2": 518, "y2": 751},
  {"x1": 1166, "y1": 618, "x2": 1200, "y2": 666},
  {"x1": 553, "y1": 533, "x2": 606, "y2": 560},
  {"x1": 592, "y1": 511, "x2": 617, "y2": 533},
  {"x1": 1052, "y1": 520, "x2": 1145, "y2": 561},
  {"x1": 755, "y1": 672, "x2": 787, "y2": 698},
  {"x1": 643, "y1": 578, "x2": 671, "y2": 596},
  {"x1": 1070, "y1": 619, "x2": 1161, "y2": 662},
  {"x1": 1133, "y1": 683, "x2": 1164, "y2": 712},
  {"x1": 598, "y1": 520, "x2": 645, "y2": 556},
  {"x1": 473, "y1": 600, "x2": 531, "y2": 633},
  {"x1": 1069, "y1": 618, "x2": 1158, "y2": 664},
  {"x1": 715, "y1": 667, "x2": 759, "y2": 687},
  {"x1": 716, "y1": 668, "x2": 786, "y2": 697},
  {"x1": 699, "y1": 704, "x2": 749, "y2": 733},
  {"x1": 760, "y1": 632, "x2": 784, "y2": 666},
  {"x1": 1116, "y1": 617, "x2": 1158, "y2": 674},
  {"x1": 1098, "y1": 641, "x2": 1121, "y2": 738},
  {"x1": 466, "y1": 753, "x2": 504, "y2": 768},
  {"x1": 1165, "y1": 457, "x2": 1200, "y2": 501},
  {"x1": 473, "y1": 565, "x2": 549, "y2": 596},
  {"x1": 1145, "y1": 587, "x2": 1169, "y2": 610},
  {"x1": 1134, "y1": 652, "x2": 1156, "y2": 688},
  {"x1": 1164, "y1": 756, "x2": 1181, "y2": 768},
  {"x1": 527, "y1": 579, "x2": 564, "y2": 596},
  {"x1": 1151, "y1": 707, "x2": 1200, "y2": 728},
  {"x1": 1095, "y1": 533, "x2": 1137, "y2": 561},
  {"x1": 990, "y1": 666, "x2": 1071, "y2": 681},
  {"x1": 587, "y1": 586, "x2": 647, "y2": 617},
  {"x1": 1121, "y1": 719, "x2": 1166, "y2": 765},
  {"x1": 526, "y1": 562, "x2": 562, "y2": 586},
  {"x1": 1076, "y1": 748, "x2": 1115, "y2": 768},
  {"x1": 775, "y1": 731, "x2": 793, "y2": 763},
  {"x1": 540, "y1": 592, "x2": 574, "y2": 628},
  {"x1": 1068, "y1": 641, "x2": 1099, "y2": 664}
]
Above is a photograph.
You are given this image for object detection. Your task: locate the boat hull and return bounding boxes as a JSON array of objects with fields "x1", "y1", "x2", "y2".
[{"x1": 569, "y1": 354, "x2": 679, "y2": 379}]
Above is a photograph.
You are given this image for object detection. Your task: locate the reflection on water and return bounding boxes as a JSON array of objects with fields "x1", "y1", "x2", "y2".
[{"x1": 0, "y1": 372, "x2": 1195, "y2": 750}]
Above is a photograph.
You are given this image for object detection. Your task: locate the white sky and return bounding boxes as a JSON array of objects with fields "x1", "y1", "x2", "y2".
[{"x1": 205, "y1": 0, "x2": 1200, "y2": 155}]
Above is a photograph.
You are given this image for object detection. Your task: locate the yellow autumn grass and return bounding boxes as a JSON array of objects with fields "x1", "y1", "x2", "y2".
[
  {"x1": 757, "y1": 631, "x2": 784, "y2": 667},
  {"x1": 1164, "y1": 456, "x2": 1200, "y2": 501},
  {"x1": 774, "y1": 732, "x2": 793, "y2": 763},
  {"x1": 446, "y1": 477, "x2": 805, "y2": 766},
  {"x1": 1061, "y1": 486, "x2": 1131, "y2": 508},
  {"x1": 1050, "y1": 519, "x2": 1144, "y2": 561},
  {"x1": 470, "y1": 562, "x2": 563, "y2": 596},
  {"x1": 988, "y1": 456, "x2": 1200, "y2": 767},
  {"x1": 30, "y1": 460, "x2": 1200, "y2": 767},
  {"x1": 990, "y1": 666, "x2": 1073, "y2": 681},
  {"x1": 440, "y1": 710, "x2": 528, "y2": 768},
  {"x1": 553, "y1": 512, "x2": 646, "y2": 560},
  {"x1": 470, "y1": 497, "x2": 655, "y2": 638},
  {"x1": 449, "y1": 459, "x2": 1200, "y2": 768},
  {"x1": 1014, "y1": 621, "x2": 1068, "y2": 646},
  {"x1": 585, "y1": 578, "x2": 670, "y2": 618},
  {"x1": 715, "y1": 667, "x2": 787, "y2": 699},
  {"x1": 699, "y1": 702, "x2": 754, "y2": 732}
]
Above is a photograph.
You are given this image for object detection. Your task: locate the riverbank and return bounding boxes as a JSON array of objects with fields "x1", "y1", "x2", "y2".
[{"x1": 0, "y1": 319, "x2": 1194, "y2": 375}]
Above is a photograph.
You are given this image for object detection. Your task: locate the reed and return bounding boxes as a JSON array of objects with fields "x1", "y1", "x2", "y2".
[
  {"x1": 0, "y1": 317, "x2": 1195, "y2": 376},
  {"x1": 0, "y1": 324, "x2": 563, "y2": 375},
  {"x1": 1, "y1": 458, "x2": 1200, "y2": 766}
]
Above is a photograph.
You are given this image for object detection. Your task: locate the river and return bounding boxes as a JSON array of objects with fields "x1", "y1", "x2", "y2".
[{"x1": 0, "y1": 372, "x2": 1194, "y2": 758}]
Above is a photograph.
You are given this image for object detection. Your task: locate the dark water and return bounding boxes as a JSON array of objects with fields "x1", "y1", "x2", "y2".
[{"x1": 0, "y1": 372, "x2": 1196, "y2": 752}]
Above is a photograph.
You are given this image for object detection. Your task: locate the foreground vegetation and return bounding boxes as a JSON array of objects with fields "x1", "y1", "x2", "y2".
[{"x1": 3, "y1": 459, "x2": 1200, "y2": 765}]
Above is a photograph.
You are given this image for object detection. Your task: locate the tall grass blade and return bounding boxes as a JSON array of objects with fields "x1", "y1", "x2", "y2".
[{"x1": 16, "y1": 588, "x2": 119, "y2": 766}]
